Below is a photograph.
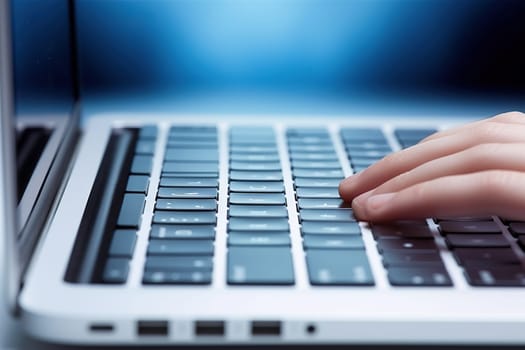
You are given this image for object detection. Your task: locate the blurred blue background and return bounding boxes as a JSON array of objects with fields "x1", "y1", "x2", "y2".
[{"x1": 11, "y1": 0, "x2": 525, "y2": 114}]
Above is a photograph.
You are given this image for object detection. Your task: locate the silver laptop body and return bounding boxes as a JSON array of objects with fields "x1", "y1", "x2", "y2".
[{"x1": 3, "y1": 0, "x2": 525, "y2": 345}]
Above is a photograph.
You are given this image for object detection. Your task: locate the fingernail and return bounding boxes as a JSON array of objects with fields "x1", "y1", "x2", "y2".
[{"x1": 366, "y1": 193, "x2": 395, "y2": 210}]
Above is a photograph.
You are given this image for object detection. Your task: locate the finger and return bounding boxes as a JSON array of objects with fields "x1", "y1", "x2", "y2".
[
  {"x1": 357, "y1": 143, "x2": 525, "y2": 200},
  {"x1": 421, "y1": 111, "x2": 525, "y2": 143},
  {"x1": 339, "y1": 122, "x2": 525, "y2": 201},
  {"x1": 352, "y1": 170, "x2": 525, "y2": 222}
]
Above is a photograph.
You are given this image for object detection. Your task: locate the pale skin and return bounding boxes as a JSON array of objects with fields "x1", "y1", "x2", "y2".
[{"x1": 338, "y1": 111, "x2": 525, "y2": 222}]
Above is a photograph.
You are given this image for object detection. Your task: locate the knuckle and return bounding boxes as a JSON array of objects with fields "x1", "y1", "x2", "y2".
[
  {"x1": 478, "y1": 170, "x2": 515, "y2": 195},
  {"x1": 474, "y1": 122, "x2": 505, "y2": 141},
  {"x1": 493, "y1": 111, "x2": 525, "y2": 122},
  {"x1": 468, "y1": 143, "x2": 501, "y2": 162}
]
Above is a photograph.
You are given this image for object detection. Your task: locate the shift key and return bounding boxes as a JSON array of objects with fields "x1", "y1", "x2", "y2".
[{"x1": 117, "y1": 194, "x2": 145, "y2": 228}]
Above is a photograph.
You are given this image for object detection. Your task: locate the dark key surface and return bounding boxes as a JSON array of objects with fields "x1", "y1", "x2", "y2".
[
  {"x1": 306, "y1": 249, "x2": 374, "y2": 285},
  {"x1": 294, "y1": 178, "x2": 341, "y2": 188},
  {"x1": 303, "y1": 235, "x2": 365, "y2": 249},
  {"x1": 150, "y1": 225, "x2": 216, "y2": 239},
  {"x1": 229, "y1": 170, "x2": 283, "y2": 181},
  {"x1": 387, "y1": 266, "x2": 452, "y2": 286},
  {"x1": 371, "y1": 223, "x2": 434, "y2": 239},
  {"x1": 446, "y1": 234, "x2": 510, "y2": 248},
  {"x1": 143, "y1": 271, "x2": 212, "y2": 284},
  {"x1": 157, "y1": 187, "x2": 217, "y2": 199},
  {"x1": 299, "y1": 209, "x2": 355, "y2": 222},
  {"x1": 381, "y1": 251, "x2": 444, "y2": 267},
  {"x1": 117, "y1": 193, "x2": 145, "y2": 228},
  {"x1": 292, "y1": 169, "x2": 344, "y2": 179},
  {"x1": 126, "y1": 175, "x2": 149, "y2": 193},
  {"x1": 131, "y1": 155, "x2": 153, "y2": 174},
  {"x1": 135, "y1": 140, "x2": 156, "y2": 154},
  {"x1": 509, "y1": 222, "x2": 525, "y2": 235},
  {"x1": 153, "y1": 211, "x2": 216, "y2": 224},
  {"x1": 227, "y1": 247, "x2": 294, "y2": 285},
  {"x1": 453, "y1": 248, "x2": 521, "y2": 266},
  {"x1": 229, "y1": 205, "x2": 288, "y2": 218},
  {"x1": 228, "y1": 218, "x2": 289, "y2": 232},
  {"x1": 439, "y1": 221, "x2": 502, "y2": 234},
  {"x1": 297, "y1": 198, "x2": 349, "y2": 209},
  {"x1": 164, "y1": 149, "x2": 218, "y2": 162},
  {"x1": 229, "y1": 181, "x2": 284, "y2": 193},
  {"x1": 377, "y1": 238, "x2": 438, "y2": 253},
  {"x1": 301, "y1": 221, "x2": 361, "y2": 235},
  {"x1": 228, "y1": 233, "x2": 291, "y2": 246},
  {"x1": 434, "y1": 216, "x2": 494, "y2": 222},
  {"x1": 163, "y1": 162, "x2": 218, "y2": 173},
  {"x1": 229, "y1": 193, "x2": 286, "y2": 205},
  {"x1": 464, "y1": 265, "x2": 525, "y2": 286},
  {"x1": 517, "y1": 236, "x2": 525, "y2": 250},
  {"x1": 108, "y1": 230, "x2": 137, "y2": 258},
  {"x1": 145, "y1": 256, "x2": 213, "y2": 271},
  {"x1": 160, "y1": 176, "x2": 218, "y2": 188},
  {"x1": 155, "y1": 198, "x2": 217, "y2": 211},
  {"x1": 102, "y1": 258, "x2": 130, "y2": 284},
  {"x1": 296, "y1": 187, "x2": 340, "y2": 198},
  {"x1": 148, "y1": 239, "x2": 214, "y2": 255}
]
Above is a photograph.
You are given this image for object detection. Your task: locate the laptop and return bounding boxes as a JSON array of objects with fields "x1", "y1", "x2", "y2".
[{"x1": 2, "y1": 0, "x2": 525, "y2": 345}]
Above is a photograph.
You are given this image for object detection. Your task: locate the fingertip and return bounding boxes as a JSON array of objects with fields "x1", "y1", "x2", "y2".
[{"x1": 338, "y1": 173, "x2": 360, "y2": 200}]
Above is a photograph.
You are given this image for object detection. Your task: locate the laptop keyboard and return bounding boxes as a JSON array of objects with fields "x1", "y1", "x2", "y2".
[{"x1": 100, "y1": 124, "x2": 525, "y2": 288}]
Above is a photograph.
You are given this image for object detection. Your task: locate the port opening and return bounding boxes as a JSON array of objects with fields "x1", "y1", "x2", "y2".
[
  {"x1": 251, "y1": 321, "x2": 281, "y2": 336},
  {"x1": 137, "y1": 320, "x2": 169, "y2": 336},
  {"x1": 89, "y1": 323, "x2": 114, "y2": 333},
  {"x1": 195, "y1": 321, "x2": 225, "y2": 336}
]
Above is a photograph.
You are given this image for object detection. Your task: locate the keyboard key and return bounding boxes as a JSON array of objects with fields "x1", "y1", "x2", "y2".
[
  {"x1": 433, "y1": 216, "x2": 494, "y2": 222},
  {"x1": 345, "y1": 144, "x2": 391, "y2": 152},
  {"x1": 153, "y1": 211, "x2": 216, "y2": 225},
  {"x1": 230, "y1": 161, "x2": 281, "y2": 171},
  {"x1": 340, "y1": 128, "x2": 385, "y2": 141},
  {"x1": 292, "y1": 169, "x2": 344, "y2": 179},
  {"x1": 131, "y1": 155, "x2": 153, "y2": 174},
  {"x1": 229, "y1": 205, "x2": 287, "y2": 218},
  {"x1": 143, "y1": 270, "x2": 212, "y2": 284},
  {"x1": 160, "y1": 177, "x2": 217, "y2": 187},
  {"x1": 228, "y1": 233, "x2": 291, "y2": 246},
  {"x1": 464, "y1": 265, "x2": 525, "y2": 286},
  {"x1": 395, "y1": 128, "x2": 436, "y2": 142},
  {"x1": 155, "y1": 198, "x2": 217, "y2": 211},
  {"x1": 135, "y1": 140, "x2": 156, "y2": 154},
  {"x1": 108, "y1": 230, "x2": 137, "y2": 258},
  {"x1": 288, "y1": 145, "x2": 334, "y2": 152},
  {"x1": 294, "y1": 178, "x2": 341, "y2": 188},
  {"x1": 301, "y1": 222, "x2": 361, "y2": 235},
  {"x1": 377, "y1": 238, "x2": 438, "y2": 253},
  {"x1": 306, "y1": 249, "x2": 374, "y2": 285},
  {"x1": 346, "y1": 150, "x2": 389, "y2": 159},
  {"x1": 229, "y1": 181, "x2": 284, "y2": 193},
  {"x1": 227, "y1": 247, "x2": 294, "y2": 285},
  {"x1": 150, "y1": 225, "x2": 216, "y2": 239},
  {"x1": 229, "y1": 171, "x2": 283, "y2": 181},
  {"x1": 126, "y1": 175, "x2": 149, "y2": 193},
  {"x1": 290, "y1": 152, "x2": 338, "y2": 161},
  {"x1": 297, "y1": 198, "x2": 349, "y2": 209},
  {"x1": 145, "y1": 256, "x2": 213, "y2": 271},
  {"x1": 381, "y1": 251, "x2": 443, "y2": 267},
  {"x1": 102, "y1": 258, "x2": 130, "y2": 284},
  {"x1": 229, "y1": 193, "x2": 285, "y2": 205},
  {"x1": 291, "y1": 161, "x2": 341, "y2": 169},
  {"x1": 230, "y1": 146, "x2": 278, "y2": 154},
  {"x1": 371, "y1": 223, "x2": 434, "y2": 239},
  {"x1": 453, "y1": 248, "x2": 521, "y2": 266},
  {"x1": 387, "y1": 266, "x2": 452, "y2": 286},
  {"x1": 286, "y1": 128, "x2": 329, "y2": 136},
  {"x1": 303, "y1": 235, "x2": 365, "y2": 249},
  {"x1": 296, "y1": 187, "x2": 340, "y2": 198},
  {"x1": 167, "y1": 141, "x2": 218, "y2": 149},
  {"x1": 117, "y1": 193, "x2": 145, "y2": 228},
  {"x1": 163, "y1": 162, "x2": 218, "y2": 173},
  {"x1": 162, "y1": 171, "x2": 219, "y2": 178},
  {"x1": 138, "y1": 125, "x2": 158, "y2": 139},
  {"x1": 439, "y1": 221, "x2": 502, "y2": 234},
  {"x1": 299, "y1": 209, "x2": 355, "y2": 222},
  {"x1": 228, "y1": 218, "x2": 289, "y2": 232},
  {"x1": 517, "y1": 236, "x2": 525, "y2": 250},
  {"x1": 508, "y1": 222, "x2": 525, "y2": 236},
  {"x1": 230, "y1": 153, "x2": 280, "y2": 162},
  {"x1": 164, "y1": 149, "x2": 218, "y2": 162},
  {"x1": 148, "y1": 239, "x2": 214, "y2": 255},
  {"x1": 157, "y1": 187, "x2": 217, "y2": 199},
  {"x1": 445, "y1": 234, "x2": 510, "y2": 248}
]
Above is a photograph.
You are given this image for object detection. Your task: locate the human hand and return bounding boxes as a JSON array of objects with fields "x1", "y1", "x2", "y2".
[{"x1": 338, "y1": 111, "x2": 525, "y2": 222}]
